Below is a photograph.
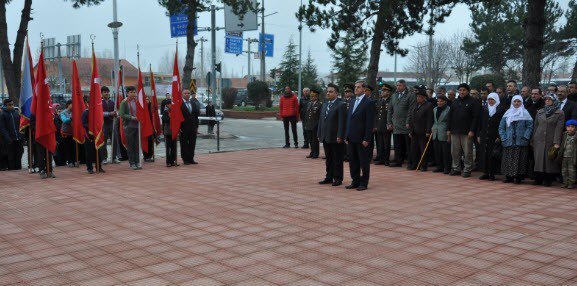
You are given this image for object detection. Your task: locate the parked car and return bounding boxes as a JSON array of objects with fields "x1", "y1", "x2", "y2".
[{"x1": 234, "y1": 89, "x2": 254, "y2": 107}]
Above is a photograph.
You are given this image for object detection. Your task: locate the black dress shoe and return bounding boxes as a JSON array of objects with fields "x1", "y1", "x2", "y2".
[
  {"x1": 449, "y1": 170, "x2": 461, "y2": 176},
  {"x1": 374, "y1": 161, "x2": 385, "y2": 165},
  {"x1": 479, "y1": 174, "x2": 490, "y2": 180},
  {"x1": 98, "y1": 169, "x2": 106, "y2": 173},
  {"x1": 389, "y1": 163, "x2": 402, "y2": 167},
  {"x1": 311, "y1": 156, "x2": 319, "y2": 159},
  {"x1": 332, "y1": 181, "x2": 342, "y2": 186},
  {"x1": 306, "y1": 155, "x2": 313, "y2": 158},
  {"x1": 356, "y1": 186, "x2": 367, "y2": 191},
  {"x1": 301, "y1": 145, "x2": 309, "y2": 149},
  {"x1": 345, "y1": 184, "x2": 359, "y2": 189},
  {"x1": 191, "y1": 161, "x2": 198, "y2": 164},
  {"x1": 87, "y1": 169, "x2": 94, "y2": 174},
  {"x1": 384, "y1": 161, "x2": 390, "y2": 166},
  {"x1": 433, "y1": 169, "x2": 443, "y2": 173},
  {"x1": 183, "y1": 162, "x2": 191, "y2": 165},
  {"x1": 319, "y1": 179, "x2": 332, "y2": 184},
  {"x1": 283, "y1": 145, "x2": 290, "y2": 148}
]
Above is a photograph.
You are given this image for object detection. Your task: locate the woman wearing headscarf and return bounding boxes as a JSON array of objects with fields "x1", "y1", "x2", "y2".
[
  {"x1": 532, "y1": 94, "x2": 565, "y2": 186},
  {"x1": 499, "y1": 95, "x2": 534, "y2": 184},
  {"x1": 478, "y1": 93, "x2": 506, "y2": 181}
]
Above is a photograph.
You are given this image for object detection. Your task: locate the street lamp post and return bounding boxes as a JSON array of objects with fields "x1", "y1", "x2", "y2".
[
  {"x1": 298, "y1": 0, "x2": 302, "y2": 99},
  {"x1": 108, "y1": 0, "x2": 123, "y2": 95},
  {"x1": 260, "y1": 0, "x2": 266, "y2": 81}
]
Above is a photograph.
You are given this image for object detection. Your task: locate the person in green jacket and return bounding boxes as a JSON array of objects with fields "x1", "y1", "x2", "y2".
[{"x1": 118, "y1": 86, "x2": 141, "y2": 170}]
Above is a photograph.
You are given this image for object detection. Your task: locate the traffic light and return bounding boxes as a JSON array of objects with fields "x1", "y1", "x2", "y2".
[
  {"x1": 377, "y1": 77, "x2": 383, "y2": 87},
  {"x1": 215, "y1": 62, "x2": 222, "y2": 73}
]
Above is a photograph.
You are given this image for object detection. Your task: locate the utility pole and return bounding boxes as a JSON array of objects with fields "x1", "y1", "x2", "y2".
[
  {"x1": 56, "y1": 43, "x2": 64, "y2": 94},
  {"x1": 427, "y1": 0, "x2": 434, "y2": 87},
  {"x1": 298, "y1": 0, "x2": 303, "y2": 99},
  {"x1": 199, "y1": 37, "x2": 207, "y2": 88},
  {"x1": 245, "y1": 38, "x2": 258, "y2": 82},
  {"x1": 0, "y1": 49, "x2": 4, "y2": 96},
  {"x1": 393, "y1": 52, "x2": 397, "y2": 83},
  {"x1": 211, "y1": 5, "x2": 217, "y2": 104},
  {"x1": 108, "y1": 0, "x2": 123, "y2": 97},
  {"x1": 260, "y1": 0, "x2": 266, "y2": 81}
]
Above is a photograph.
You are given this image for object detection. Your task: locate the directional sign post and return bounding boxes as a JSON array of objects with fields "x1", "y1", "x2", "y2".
[
  {"x1": 258, "y1": 33, "x2": 274, "y2": 57},
  {"x1": 225, "y1": 32, "x2": 243, "y2": 55},
  {"x1": 224, "y1": 0, "x2": 258, "y2": 32},
  {"x1": 170, "y1": 13, "x2": 197, "y2": 38}
]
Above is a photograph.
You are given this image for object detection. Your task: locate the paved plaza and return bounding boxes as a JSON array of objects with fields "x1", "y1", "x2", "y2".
[{"x1": 2, "y1": 148, "x2": 577, "y2": 285}]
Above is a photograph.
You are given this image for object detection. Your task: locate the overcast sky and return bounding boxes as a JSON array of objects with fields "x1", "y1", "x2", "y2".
[{"x1": 5, "y1": 0, "x2": 572, "y2": 78}]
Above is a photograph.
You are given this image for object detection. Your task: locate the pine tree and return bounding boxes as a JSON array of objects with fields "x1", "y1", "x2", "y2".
[
  {"x1": 275, "y1": 38, "x2": 299, "y2": 93},
  {"x1": 331, "y1": 31, "x2": 367, "y2": 86},
  {"x1": 302, "y1": 50, "x2": 320, "y2": 91}
]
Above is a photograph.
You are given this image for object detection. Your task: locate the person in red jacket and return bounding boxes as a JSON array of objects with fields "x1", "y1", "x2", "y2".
[{"x1": 279, "y1": 86, "x2": 300, "y2": 148}]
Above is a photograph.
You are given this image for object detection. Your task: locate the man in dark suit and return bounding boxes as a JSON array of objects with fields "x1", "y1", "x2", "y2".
[
  {"x1": 408, "y1": 89, "x2": 434, "y2": 171},
  {"x1": 318, "y1": 83, "x2": 347, "y2": 186},
  {"x1": 180, "y1": 89, "x2": 200, "y2": 165},
  {"x1": 374, "y1": 84, "x2": 392, "y2": 165},
  {"x1": 558, "y1": 85, "x2": 577, "y2": 122},
  {"x1": 345, "y1": 80, "x2": 376, "y2": 191}
]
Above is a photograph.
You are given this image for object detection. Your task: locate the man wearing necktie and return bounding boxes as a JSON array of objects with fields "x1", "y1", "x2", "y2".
[
  {"x1": 345, "y1": 80, "x2": 376, "y2": 191},
  {"x1": 317, "y1": 83, "x2": 347, "y2": 187},
  {"x1": 180, "y1": 89, "x2": 200, "y2": 165}
]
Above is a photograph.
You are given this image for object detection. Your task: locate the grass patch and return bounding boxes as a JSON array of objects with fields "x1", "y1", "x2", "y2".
[{"x1": 231, "y1": 106, "x2": 279, "y2": 112}]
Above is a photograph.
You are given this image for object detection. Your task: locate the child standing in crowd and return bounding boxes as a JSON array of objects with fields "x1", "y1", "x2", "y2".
[{"x1": 559, "y1": 120, "x2": 577, "y2": 189}]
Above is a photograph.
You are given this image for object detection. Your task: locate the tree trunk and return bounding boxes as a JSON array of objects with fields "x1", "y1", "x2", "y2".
[
  {"x1": 522, "y1": 0, "x2": 546, "y2": 89},
  {"x1": 182, "y1": 5, "x2": 197, "y2": 91},
  {"x1": 571, "y1": 57, "x2": 577, "y2": 81},
  {"x1": 366, "y1": 1, "x2": 388, "y2": 91},
  {"x1": 0, "y1": 0, "x2": 32, "y2": 105}
]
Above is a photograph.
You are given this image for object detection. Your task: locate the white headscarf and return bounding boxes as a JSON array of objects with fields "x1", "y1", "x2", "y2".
[
  {"x1": 503, "y1": 95, "x2": 532, "y2": 127},
  {"x1": 487, "y1": 92, "x2": 500, "y2": 117}
]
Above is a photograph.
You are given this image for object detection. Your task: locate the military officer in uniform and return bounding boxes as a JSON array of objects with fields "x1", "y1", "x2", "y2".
[
  {"x1": 342, "y1": 83, "x2": 355, "y2": 161},
  {"x1": 304, "y1": 89, "x2": 322, "y2": 158},
  {"x1": 374, "y1": 84, "x2": 393, "y2": 165}
]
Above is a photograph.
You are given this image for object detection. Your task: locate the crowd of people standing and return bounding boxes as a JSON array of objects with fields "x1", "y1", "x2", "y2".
[
  {"x1": 283, "y1": 79, "x2": 577, "y2": 190},
  {"x1": 0, "y1": 86, "x2": 203, "y2": 178}
]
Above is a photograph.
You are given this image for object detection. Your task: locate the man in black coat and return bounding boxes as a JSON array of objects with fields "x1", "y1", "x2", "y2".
[
  {"x1": 558, "y1": 85, "x2": 577, "y2": 122},
  {"x1": 374, "y1": 84, "x2": 392, "y2": 165},
  {"x1": 408, "y1": 89, "x2": 434, "y2": 171},
  {"x1": 447, "y1": 83, "x2": 481, "y2": 178},
  {"x1": 318, "y1": 83, "x2": 346, "y2": 186},
  {"x1": 0, "y1": 99, "x2": 23, "y2": 170},
  {"x1": 525, "y1": 88, "x2": 545, "y2": 119},
  {"x1": 206, "y1": 100, "x2": 216, "y2": 134},
  {"x1": 345, "y1": 80, "x2": 376, "y2": 191},
  {"x1": 304, "y1": 89, "x2": 322, "y2": 158},
  {"x1": 299, "y1": 88, "x2": 310, "y2": 149},
  {"x1": 180, "y1": 89, "x2": 200, "y2": 165}
]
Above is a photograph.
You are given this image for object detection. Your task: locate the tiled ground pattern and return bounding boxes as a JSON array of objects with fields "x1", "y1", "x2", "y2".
[{"x1": 1, "y1": 148, "x2": 577, "y2": 285}]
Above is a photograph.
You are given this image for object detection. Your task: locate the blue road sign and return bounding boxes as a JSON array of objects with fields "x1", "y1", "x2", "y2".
[
  {"x1": 170, "y1": 13, "x2": 197, "y2": 38},
  {"x1": 258, "y1": 33, "x2": 274, "y2": 57},
  {"x1": 225, "y1": 32, "x2": 243, "y2": 55}
]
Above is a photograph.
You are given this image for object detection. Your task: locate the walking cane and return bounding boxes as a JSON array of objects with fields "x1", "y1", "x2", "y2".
[
  {"x1": 416, "y1": 134, "x2": 433, "y2": 171},
  {"x1": 27, "y1": 129, "x2": 32, "y2": 173}
]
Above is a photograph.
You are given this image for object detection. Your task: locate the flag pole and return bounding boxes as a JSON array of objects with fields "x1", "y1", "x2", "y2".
[
  {"x1": 27, "y1": 129, "x2": 32, "y2": 173},
  {"x1": 91, "y1": 35, "x2": 101, "y2": 174},
  {"x1": 175, "y1": 38, "x2": 179, "y2": 167},
  {"x1": 110, "y1": 64, "x2": 117, "y2": 164},
  {"x1": 137, "y1": 44, "x2": 142, "y2": 168},
  {"x1": 150, "y1": 63, "x2": 155, "y2": 163},
  {"x1": 75, "y1": 142, "x2": 79, "y2": 167}
]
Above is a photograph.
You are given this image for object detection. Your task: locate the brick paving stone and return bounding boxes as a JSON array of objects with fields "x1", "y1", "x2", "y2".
[{"x1": 2, "y1": 148, "x2": 577, "y2": 285}]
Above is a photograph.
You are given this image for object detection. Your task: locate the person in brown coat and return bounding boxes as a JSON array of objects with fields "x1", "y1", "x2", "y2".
[
  {"x1": 408, "y1": 89, "x2": 433, "y2": 171},
  {"x1": 532, "y1": 94, "x2": 565, "y2": 186}
]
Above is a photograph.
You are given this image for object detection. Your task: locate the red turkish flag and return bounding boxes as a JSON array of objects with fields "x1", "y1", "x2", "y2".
[
  {"x1": 169, "y1": 51, "x2": 184, "y2": 140},
  {"x1": 71, "y1": 59, "x2": 86, "y2": 144},
  {"x1": 88, "y1": 49, "x2": 105, "y2": 149},
  {"x1": 136, "y1": 69, "x2": 153, "y2": 153},
  {"x1": 149, "y1": 68, "x2": 162, "y2": 137},
  {"x1": 34, "y1": 50, "x2": 57, "y2": 153}
]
